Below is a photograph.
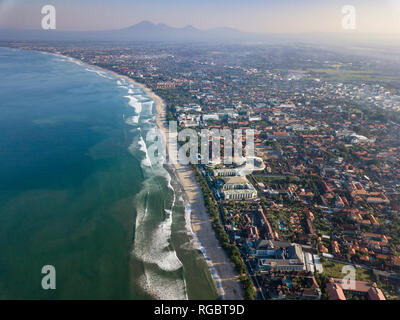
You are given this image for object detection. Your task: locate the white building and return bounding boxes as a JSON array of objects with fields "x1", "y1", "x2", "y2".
[{"x1": 222, "y1": 176, "x2": 257, "y2": 200}]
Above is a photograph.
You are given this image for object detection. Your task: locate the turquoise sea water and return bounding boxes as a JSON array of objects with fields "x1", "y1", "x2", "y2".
[{"x1": 0, "y1": 47, "x2": 217, "y2": 299}]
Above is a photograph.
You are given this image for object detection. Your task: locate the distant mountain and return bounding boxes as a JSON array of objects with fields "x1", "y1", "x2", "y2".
[{"x1": 0, "y1": 21, "x2": 265, "y2": 43}]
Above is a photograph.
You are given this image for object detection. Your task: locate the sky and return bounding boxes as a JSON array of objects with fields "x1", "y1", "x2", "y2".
[{"x1": 1, "y1": 0, "x2": 400, "y2": 34}]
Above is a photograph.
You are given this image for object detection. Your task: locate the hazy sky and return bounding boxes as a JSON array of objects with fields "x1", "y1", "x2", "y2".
[{"x1": 1, "y1": 0, "x2": 400, "y2": 34}]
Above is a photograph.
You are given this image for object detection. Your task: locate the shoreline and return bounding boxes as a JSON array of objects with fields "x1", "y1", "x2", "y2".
[
  {"x1": 101, "y1": 69, "x2": 244, "y2": 299},
  {"x1": 117, "y1": 75, "x2": 245, "y2": 301},
  {"x1": 112, "y1": 71, "x2": 244, "y2": 300},
  {"x1": 40, "y1": 50, "x2": 244, "y2": 300}
]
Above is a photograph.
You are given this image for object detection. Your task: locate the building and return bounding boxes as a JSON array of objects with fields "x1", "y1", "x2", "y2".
[
  {"x1": 222, "y1": 176, "x2": 257, "y2": 200},
  {"x1": 223, "y1": 176, "x2": 252, "y2": 190},
  {"x1": 223, "y1": 189, "x2": 257, "y2": 200},
  {"x1": 326, "y1": 281, "x2": 346, "y2": 300},
  {"x1": 326, "y1": 278, "x2": 386, "y2": 300},
  {"x1": 213, "y1": 168, "x2": 238, "y2": 177},
  {"x1": 203, "y1": 114, "x2": 219, "y2": 121},
  {"x1": 250, "y1": 240, "x2": 306, "y2": 272}
]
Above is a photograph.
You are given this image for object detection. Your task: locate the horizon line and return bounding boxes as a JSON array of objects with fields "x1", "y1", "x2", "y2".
[{"x1": 3, "y1": 20, "x2": 400, "y2": 37}]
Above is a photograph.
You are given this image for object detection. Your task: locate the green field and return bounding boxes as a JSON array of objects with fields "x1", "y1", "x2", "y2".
[{"x1": 321, "y1": 259, "x2": 374, "y2": 282}]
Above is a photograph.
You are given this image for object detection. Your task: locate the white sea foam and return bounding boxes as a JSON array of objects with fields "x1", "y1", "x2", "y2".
[
  {"x1": 125, "y1": 115, "x2": 139, "y2": 125},
  {"x1": 142, "y1": 101, "x2": 154, "y2": 116},
  {"x1": 164, "y1": 166, "x2": 174, "y2": 192},
  {"x1": 132, "y1": 175, "x2": 183, "y2": 273},
  {"x1": 124, "y1": 95, "x2": 143, "y2": 115},
  {"x1": 117, "y1": 79, "x2": 129, "y2": 88},
  {"x1": 130, "y1": 128, "x2": 183, "y2": 272},
  {"x1": 128, "y1": 83, "x2": 143, "y2": 92},
  {"x1": 52, "y1": 54, "x2": 83, "y2": 67},
  {"x1": 134, "y1": 189, "x2": 149, "y2": 228},
  {"x1": 120, "y1": 77, "x2": 189, "y2": 300},
  {"x1": 137, "y1": 136, "x2": 152, "y2": 167},
  {"x1": 50, "y1": 52, "x2": 116, "y2": 82},
  {"x1": 147, "y1": 209, "x2": 183, "y2": 272},
  {"x1": 139, "y1": 269, "x2": 187, "y2": 300},
  {"x1": 84, "y1": 67, "x2": 113, "y2": 79},
  {"x1": 66, "y1": 56, "x2": 83, "y2": 66}
]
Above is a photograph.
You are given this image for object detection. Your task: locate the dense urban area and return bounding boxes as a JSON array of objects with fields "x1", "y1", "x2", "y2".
[{"x1": 4, "y1": 40, "x2": 400, "y2": 300}]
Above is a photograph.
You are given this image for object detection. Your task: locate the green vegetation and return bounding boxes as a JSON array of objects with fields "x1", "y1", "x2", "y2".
[
  {"x1": 313, "y1": 213, "x2": 333, "y2": 235},
  {"x1": 321, "y1": 258, "x2": 375, "y2": 283},
  {"x1": 382, "y1": 213, "x2": 400, "y2": 247},
  {"x1": 166, "y1": 105, "x2": 176, "y2": 121}
]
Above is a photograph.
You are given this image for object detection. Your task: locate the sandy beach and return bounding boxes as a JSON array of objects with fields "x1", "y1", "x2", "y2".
[{"x1": 111, "y1": 72, "x2": 244, "y2": 300}]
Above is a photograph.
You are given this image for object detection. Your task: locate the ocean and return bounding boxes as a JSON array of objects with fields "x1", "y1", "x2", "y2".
[{"x1": 0, "y1": 47, "x2": 217, "y2": 300}]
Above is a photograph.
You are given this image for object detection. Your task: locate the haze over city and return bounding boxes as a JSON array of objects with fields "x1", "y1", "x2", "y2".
[{"x1": 1, "y1": 0, "x2": 400, "y2": 34}]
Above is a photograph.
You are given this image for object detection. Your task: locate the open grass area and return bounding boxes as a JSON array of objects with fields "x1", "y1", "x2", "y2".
[{"x1": 321, "y1": 259, "x2": 375, "y2": 283}]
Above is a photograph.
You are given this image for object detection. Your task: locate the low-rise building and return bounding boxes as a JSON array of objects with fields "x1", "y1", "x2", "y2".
[
  {"x1": 250, "y1": 240, "x2": 306, "y2": 272},
  {"x1": 327, "y1": 278, "x2": 386, "y2": 300}
]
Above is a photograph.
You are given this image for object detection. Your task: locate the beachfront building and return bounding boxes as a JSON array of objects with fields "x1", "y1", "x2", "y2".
[
  {"x1": 249, "y1": 240, "x2": 306, "y2": 272},
  {"x1": 222, "y1": 176, "x2": 257, "y2": 200},
  {"x1": 214, "y1": 168, "x2": 238, "y2": 177},
  {"x1": 224, "y1": 189, "x2": 257, "y2": 200}
]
